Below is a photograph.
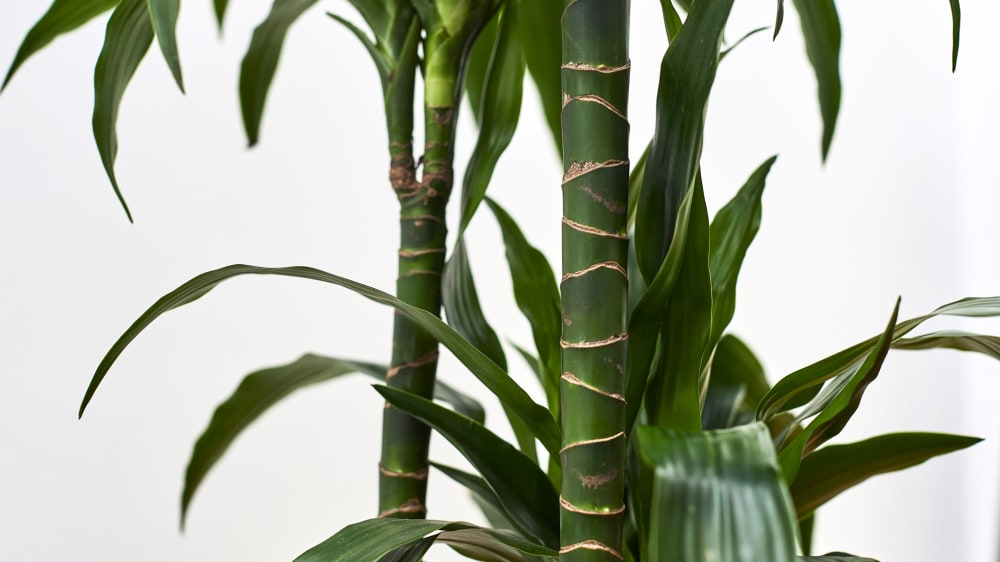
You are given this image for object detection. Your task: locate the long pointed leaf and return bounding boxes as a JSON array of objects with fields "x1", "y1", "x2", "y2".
[
  {"x1": 180, "y1": 353, "x2": 484, "y2": 525},
  {"x1": 81, "y1": 264, "x2": 559, "y2": 455},
  {"x1": 948, "y1": 0, "x2": 960, "y2": 71},
  {"x1": 2, "y1": 0, "x2": 120, "y2": 91},
  {"x1": 708, "y1": 156, "x2": 777, "y2": 348},
  {"x1": 438, "y1": 528, "x2": 556, "y2": 561},
  {"x1": 430, "y1": 462, "x2": 524, "y2": 538},
  {"x1": 799, "y1": 557, "x2": 878, "y2": 562},
  {"x1": 790, "y1": 0, "x2": 841, "y2": 160},
  {"x1": 240, "y1": 0, "x2": 320, "y2": 146},
  {"x1": 636, "y1": 423, "x2": 798, "y2": 562},
  {"x1": 92, "y1": 0, "x2": 156, "y2": 223},
  {"x1": 633, "y1": 0, "x2": 734, "y2": 281},
  {"x1": 790, "y1": 432, "x2": 981, "y2": 518},
  {"x1": 146, "y1": 0, "x2": 184, "y2": 92},
  {"x1": 375, "y1": 386, "x2": 559, "y2": 548},
  {"x1": 213, "y1": 0, "x2": 229, "y2": 30},
  {"x1": 515, "y1": 0, "x2": 561, "y2": 153},
  {"x1": 710, "y1": 334, "x2": 770, "y2": 409}
]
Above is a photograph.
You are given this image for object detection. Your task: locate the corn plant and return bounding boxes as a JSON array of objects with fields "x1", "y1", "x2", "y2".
[{"x1": 4, "y1": 0, "x2": 995, "y2": 561}]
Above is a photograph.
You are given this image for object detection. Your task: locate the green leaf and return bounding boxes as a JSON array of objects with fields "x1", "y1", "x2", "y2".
[
  {"x1": 463, "y1": 11, "x2": 499, "y2": 123},
  {"x1": 92, "y1": 0, "x2": 156, "y2": 223},
  {"x1": 776, "y1": 300, "x2": 900, "y2": 482},
  {"x1": 949, "y1": 0, "x2": 960, "y2": 71},
  {"x1": 515, "y1": 0, "x2": 561, "y2": 153},
  {"x1": 438, "y1": 528, "x2": 556, "y2": 561},
  {"x1": 626, "y1": 141, "x2": 650, "y2": 231},
  {"x1": 430, "y1": 462, "x2": 523, "y2": 537},
  {"x1": 710, "y1": 334, "x2": 770, "y2": 410},
  {"x1": 708, "y1": 156, "x2": 777, "y2": 348},
  {"x1": 375, "y1": 386, "x2": 560, "y2": 548},
  {"x1": 790, "y1": 0, "x2": 841, "y2": 160},
  {"x1": 645, "y1": 176, "x2": 712, "y2": 431},
  {"x1": 790, "y1": 432, "x2": 981, "y2": 518},
  {"x1": 458, "y1": 4, "x2": 525, "y2": 233},
  {"x1": 658, "y1": 0, "x2": 683, "y2": 41},
  {"x1": 379, "y1": 535, "x2": 437, "y2": 562},
  {"x1": 721, "y1": 26, "x2": 770, "y2": 61},
  {"x1": 700, "y1": 384, "x2": 747, "y2": 430},
  {"x1": 487, "y1": 198, "x2": 561, "y2": 413},
  {"x1": 773, "y1": 0, "x2": 785, "y2": 39},
  {"x1": 240, "y1": 0, "x2": 320, "y2": 146},
  {"x1": 799, "y1": 556, "x2": 878, "y2": 562},
  {"x1": 758, "y1": 296, "x2": 1000, "y2": 421},
  {"x1": 2, "y1": 0, "x2": 120, "y2": 91},
  {"x1": 442, "y1": 241, "x2": 507, "y2": 371},
  {"x1": 146, "y1": 0, "x2": 184, "y2": 92},
  {"x1": 799, "y1": 512, "x2": 815, "y2": 555},
  {"x1": 180, "y1": 354, "x2": 484, "y2": 525},
  {"x1": 294, "y1": 519, "x2": 555, "y2": 562},
  {"x1": 82, "y1": 264, "x2": 560, "y2": 455},
  {"x1": 213, "y1": 0, "x2": 229, "y2": 30},
  {"x1": 634, "y1": 0, "x2": 734, "y2": 281},
  {"x1": 893, "y1": 330, "x2": 1000, "y2": 361},
  {"x1": 636, "y1": 423, "x2": 798, "y2": 562},
  {"x1": 327, "y1": 13, "x2": 390, "y2": 81}
]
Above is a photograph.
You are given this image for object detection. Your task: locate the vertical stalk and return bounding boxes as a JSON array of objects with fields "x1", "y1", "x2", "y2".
[
  {"x1": 378, "y1": 0, "x2": 495, "y2": 518},
  {"x1": 559, "y1": 0, "x2": 630, "y2": 560}
]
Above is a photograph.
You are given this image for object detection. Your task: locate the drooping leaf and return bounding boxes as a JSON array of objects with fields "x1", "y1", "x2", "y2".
[
  {"x1": 442, "y1": 241, "x2": 507, "y2": 371},
  {"x1": 464, "y1": 11, "x2": 499, "y2": 123},
  {"x1": 790, "y1": 0, "x2": 841, "y2": 160},
  {"x1": 773, "y1": 0, "x2": 785, "y2": 39},
  {"x1": 636, "y1": 423, "x2": 798, "y2": 562},
  {"x1": 892, "y1": 330, "x2": 1000, "y2": 361},
  {"x1": 212, "y1": 0, "x2": 229, "y2": 30},
  {"x1": 758, "y1": 296, "x2": 1000, "y2": 421},
  {"x1": 633, "y1": 0, "x2": 734, "y2": 281},
  {"x1": 700, "y1": 384, "x2": 747, "y2": 430},
  {"x1": 645, "y1": 176, "x2": 712, "y2": 431},
  {"x1": 790, "y1": 432, "x2": 981, "y2": 518},
  {"x1": 799, "y1": 555, "x2": 878, "y2": 562},
  {"x1": 82, "y1": 264, "x2": 560, "y2": 455},
  {"x1": 948, "y1": 0, "x2": 960, "y2": 72},
  {"x1": 658, "y1": 0, "x2": 683, "y2": 41},
  {"x1": 92, "y1": 0, "x2": 156, "y2": 223},
  {"x1": 430, "y1": 462, "x2": 525, "y2": 538},
  {"x1": 487, "y1": 198, "x2": 561, "y2": 413},
  {"x1": 240, "y1": 0, "x2": 320, "y2": 146},
  {"x1": 2, "y1": 0, "x2": 120, "y2": 91},
  {"x1": 458, "y1": 4, "x2": 525, "y2": 232},
  {"x1": 379, "y1": 535, "x2": 437, "y2": 562},
  {"x1": 721, "y1": 26, "x2": 770, "y2": 61},
  {"x1": 179, "y1": 353, "x2": 484, "y2": 525},
  {"x1": 294, "y1": 519, "x2": 555, "y2": 562},
  {"x1": 146, "y1": 0, "x2": 184, "y2": 91},
  {"x1": 775, "y1": 300, "x2": 900, "y2": 482},
  {"x1": 514, "y1": 0, "x2": 561, "y2": 153},
  {"x1": 438, "y1": 528, "x2": 556, "y2": 561},
  {"x1": 375, "y1": 386, "x2": 560, "y2": 548},
  {"x1": 707, "y1": 156, "x2": 777, "y2": 348},
  {"x1": 327, "y1": 13, "x2": 390, "y2": 80},
  {"x1": 710, "y1": 334, "x2": 770, "y2": 410}
]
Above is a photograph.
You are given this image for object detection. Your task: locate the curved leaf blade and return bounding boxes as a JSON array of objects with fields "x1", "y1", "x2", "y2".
[
  {"x1": 82, "y1": 264, "x2": 559, "y2": 455},
  {"x1": 790, "y1": 0, "x2": 841, "y2": 160},
  {"x1": 514, "y1": 0, "x2": 561, "y2": 153},
  {"x1": 376, "y1": 386, "x2": 560, "y2": 548},
  {"x1": 213, "y1": 0, "x2": 229, "y2": 30},
  {"x1": 2, "y1": 0, "x2": 120, "y2": 91},
  {"x1": 799, "y1": 557, "x2": 878, "y2": 562},
  {"x1": 240, "y1": 0, "x2": 320, "y2": 146},
  {"x1": 948, "y1": 0, "x2": 960, "y2": 71},
  {"x1": 790, "y1": 432, "x2": 981, "y2": 518},
  {"x1": 146, "y1": 0, "x2": 184, "y2": 92},
  {"x1": 636, "y1": 423, "x2": 798, "y2": 562},
  {"x1": 92, "y1": 0, "x2": 156, "y2": 223},
  {"x1": 710, "y1": 334, "x2": 770, "y2": 410},
  {"x1": 439, "y1": 528, "x2": 556, "y2": 561},
  {"x1": 293, "y1": 519, "x2": 473, "y2": 562}
]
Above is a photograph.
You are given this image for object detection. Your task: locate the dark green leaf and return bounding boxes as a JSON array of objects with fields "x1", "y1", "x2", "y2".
[
  {"x1": 327, "y1": 13, "x2": 390, "y2": 80},
  {"x1": 180, "y1": 354, "x2": 484, "y2": 525},
  {"x1": 658, "y1": 0, "x2": 683, "y2": 41},
  {"x1": 790, "y1": 0, "x2": 841, "y2": 160},
  {"x1": 634, "y1": 0, "x2": 734, "y2": 281},
  {"x1": 514, "y1": 0, "x2": 561, "y2": 153},
  {"x1": 458, "y1": 4, "x2": 525, "y2": 232},
  {"x1": 379, "y1": 535, "x2": 437, "y2": 562},
  {"x1": 645, "y1": 176, "x2": 712, "y2": 431},
  {"x1": 82, "y1": 264, "x2": 560, "y2": 455},
  {"x1": 92, "y1": 0, "x2": 156, "y2": 223},
  {"x1": 464, "y1": 11, "x2": 499, "y2": 123},
  {"x1": 636, "y1": 423, "x2": 798, "y2": 562},
  {"x1": 949, "y1": 0, "x2": 960, "y2": 71},
  {"x1": 375, "y1": 386, "x2": 560, "y2": 548},
  {"x1": 799, "y1": 556, "x2": 878, "y2": 562},
  {"x1": 721, "y1": 26, "x2": 770, "y2": 60},
  {"x1": 442, "y1": 241, "x2": 507, "y2": 370},
  {"x1": 240, "y1": 0, "x2": 320, "y2": 146},
  {"x1": 893, "y1": 330, "x2": 1000, "y2": 361},
  {"x1": 758, "y1": 296, "x2": 1000, "y2": 421},
  {"x1": 487, "y1": 198, "x2": 561, "y2": 414},
  {"x1": 790, "y1": 432, "x2": 981, "y2": 518},
  {"x1": 776, "y1": 300, "x2": 900, "y2": 482},
  {"x1": 800, "y1": 512, "x2": 815, "y2": 555},
  {"x1": 439, "y1": 528, "x2": 557, "y2": 560},
  {"x1": 626, "y1": 141, "x2": 650, "y2": 231},
  {"x1": 431, "y1": 462, "x2": 528, "y2": 539},
  {"x1": 708, "y1": 156, "x2": 777, "y2": 348},
  {"x1": 294, "y1": 519, "x2": 472, "y2": 562},
  {"x1": 213, "y1": 0, "x2": 229, "y2": 30},
  {"x1": 773, "y1": 0, "x2": 785, "y2": 39},
  {"x1": 700, "y1": 384, "x2": 747, "y2": 430},
  {"x1": 710, "y1": 334, "x2": 770, "y2": 409},
  {"x1": 2, "y1": 0, "x2": 120, "y2": 91},
  {"x1": 147, "y1": 0, "x2": 184, "y2": 92}
]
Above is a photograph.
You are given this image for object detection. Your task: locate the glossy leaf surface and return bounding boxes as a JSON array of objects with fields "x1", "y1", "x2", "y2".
[
  {"x1": 790, "y1": 432, "x2": 981, "y2": 518},
  {"x1": 146, "y1": 0, "x2": 184, "y2": 91},
  {"x1": 82, "y1": 264, "x2": 559, "y2": 455},
  {"x1": 240, "y1": 0, "x2": 320, "y2": 146},
  {"x1": 636, "y1": 423, "x2": 797, "y2": 562},
  {"x1": 376, "y1": 386, "x2": 559, "y2": 548},
  {"x1": 92, "y1": 0, "x2": 156, "y2": 222},
  {"x1": 2, "y1": 0, "x2": 120, "y2": 91}
]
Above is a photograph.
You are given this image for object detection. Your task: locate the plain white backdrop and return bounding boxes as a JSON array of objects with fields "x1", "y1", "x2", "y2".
[{"x1": 1, "y1": 1, "x2": 997, "y2": 561}]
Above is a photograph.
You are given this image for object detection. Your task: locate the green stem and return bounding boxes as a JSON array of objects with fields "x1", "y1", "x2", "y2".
[{"x1": 559, "y1": 0, "x2": 630, "y2": 560}]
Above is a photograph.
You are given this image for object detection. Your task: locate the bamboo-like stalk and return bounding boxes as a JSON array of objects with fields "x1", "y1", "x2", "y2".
[
  {"x1": 559, "y1": 0, "x2": 630, "y2": 560},
  {"x1": 378, "y1": 0, "x2": 497, "y2": 519}
]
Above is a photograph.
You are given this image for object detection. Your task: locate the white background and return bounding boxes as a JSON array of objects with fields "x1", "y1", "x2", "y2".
[{"x1": 1, "y1": 1, "x2": 998, "y2": 560}]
